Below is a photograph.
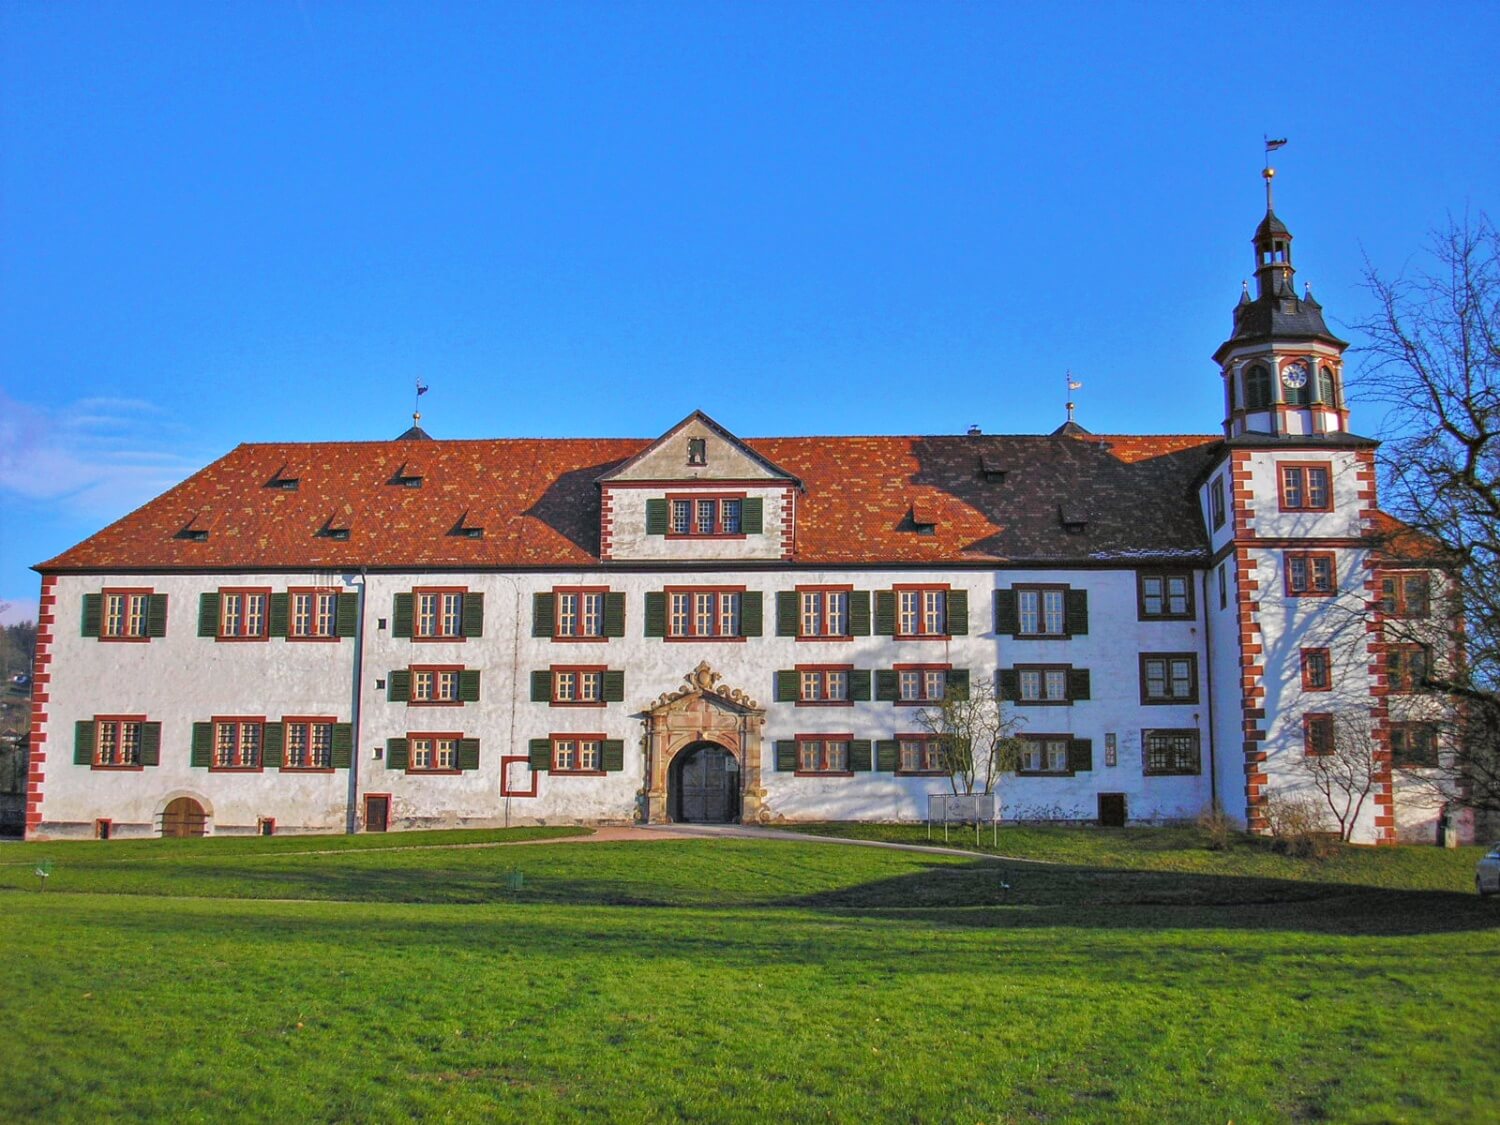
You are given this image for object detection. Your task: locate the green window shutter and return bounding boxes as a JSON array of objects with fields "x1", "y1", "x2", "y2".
[
  {"x1": 1068, "y1": 737, "x2": 1094, "y2": 773},
  {"x1": 848, "y1": 590, "x2": 871, "y2": 636},
  {"x1": 529, "y1": 739, "x2": 552, "y2": 771},
  {"x1": 645, "y1": 498, "x2": 668, "y2": 535},
  {"x1": 644, "y1": 592, "x2": 666, "y2": 637},
  {"x1": 387, "y1": 738, "x2": 409, "y2": 771},
  {"x1": 147, "y1": 594, "x2": 169, "y2": 637},
  {"x1": 740, "y1": 592, "x2": 763, "y2": 637},
  {"x1": 603, "y1": 592, "x2": 626, "y2": 637},
  {"x1": 74, "y1": 720, "x2": 95, "y2": 765},
  {"x1": 268, "y1": 593, "x2": 289, "y2": 638},
  {"x1": 457, "y1": 738, "x2": 480, "y2": 771},
  {"x1": 458, "y1": 670, "x2": 481, "y2": 702},
  {"x1": 602, "y1": 670, "x2": 625, "y2": 702},
  {"x1": 775, "y1": 740, "x2": 799, "y2": 771},
  {"x1": 995, "y1": 589, "x2": 1018, "y2": 636},
  {"x1": 81, "y1": 593, "x2": 102, "y2": 638},
  {"x1": 191, "y1": 722, "x2": 214, "y2": 767},
  {"x1": 848, "y1": 739, "x2": 872, "y2": 772},
  {"x1": 331, "y1": 723, "x2": 354, "y2": 768},
  {"x1": 776, "y1": 591, "x2": 799, "y2": 636},
  {"x1": 947, "y1": 590, "x2": 969, "y2": 635},
  {"x1": 849, "y1": 669, "x2": 871, "y2": 701},
  {"x1": 530, "y1": 670, "x2": 552, "y2": 702},
  {"x1": 533, "y1": 592, "x2": 556, "y2": 638},
  {"x1": 1068, "y1": 669, "x2": 1091, "y2": 701},
  {"x1": 946, "y1": 668, "x2": 970, "y2": 700},
  {"x1": 1065, "y1": 589, "x2": 1089, "y2": 636},
  {"x1": 874, "y1": 591, "x2": 896, "y2": 635},
  {"x1": 741, "y1": 496, "x2": 764, "y2": 534},
  {"x1": 775, "y1": 669, "x2": 799, "y2": 702},
  {"x1": 601, "y1": 739, "x2": 625, "y2": 772},
  {"x1": 388, "y1": 670, "x2": 411, "y2": 703},
  {"x1": 198, "y1": 592, "x2": 220, "y2": 637},
  {"x1": 263, "y1": 723, "x2": 285, "y2": 769},
  {"x1": 998, "y1": 669, "x2": 1021, "y2": 702},
  {"x1": 876, "y1": 740, "x2": 900, "y2": 772},
  {"x1": 140, "y1": 722, "x2": 162, "y2": 767},
  {"x1": 876, "y1": 670, "x2": 899, "y2": 701},
  {"x1": 462, "y1": 592, "x2": 485, "y2": 638},
  {"x1": 392, "y1": 593, "x2": 413, "y2": 638},
  {"x1": 336, "y1": 593, "x2": 358, "y2": 637}
]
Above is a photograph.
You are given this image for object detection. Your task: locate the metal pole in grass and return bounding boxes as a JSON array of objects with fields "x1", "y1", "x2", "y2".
[{"x1": 34, "y1": 859, "x2": 51, "y2": 891}]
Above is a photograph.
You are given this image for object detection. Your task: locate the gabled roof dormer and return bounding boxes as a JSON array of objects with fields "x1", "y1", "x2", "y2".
[{"x1": 597, "y1": 411, "x2": 800, "y2": 563}]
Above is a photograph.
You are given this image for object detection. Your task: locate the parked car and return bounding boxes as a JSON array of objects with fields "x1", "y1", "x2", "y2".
[{"x1": 1479, "y1": 843, "x2": 1500, "y2": 896}]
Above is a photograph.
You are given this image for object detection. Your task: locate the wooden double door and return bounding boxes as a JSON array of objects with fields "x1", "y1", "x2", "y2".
[
  {"x1": 671, "y1": 744, "x2": 740, "y2": 824},
  {"x1": 160, "y1": 797, "x2": 207, "y2": 838}
]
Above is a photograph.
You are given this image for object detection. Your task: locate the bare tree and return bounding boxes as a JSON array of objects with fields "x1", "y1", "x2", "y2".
[
  {"x1": 1294, "y1": 712, "x2": 1382, "y2": 843},
  {"x1": 915, "y1": 678, "x2": 1023, "y2": 796},
  {"x1": 1356, "y1": 213, "x2": 1500, "y2": 817}
]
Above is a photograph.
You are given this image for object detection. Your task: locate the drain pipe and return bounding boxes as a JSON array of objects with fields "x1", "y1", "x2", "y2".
[
  {"x1": 344, "y1": 569, "x2": 368, "y2": 834},
  {"x1": 1202, "y1": 567, "x2": 1218, "y2": 813}
]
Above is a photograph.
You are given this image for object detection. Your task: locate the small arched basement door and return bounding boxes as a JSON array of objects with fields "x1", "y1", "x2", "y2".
[{"x1": 160, "y1": 797, "x2": 207, "y2": 838}]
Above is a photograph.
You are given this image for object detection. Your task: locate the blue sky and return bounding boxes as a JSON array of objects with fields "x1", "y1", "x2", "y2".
[{"x1": 2, "y1": 1, "x2": 1496, "y2": 621}]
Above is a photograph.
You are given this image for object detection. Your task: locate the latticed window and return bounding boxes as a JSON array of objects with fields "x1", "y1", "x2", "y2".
[
  {"x1": 1386, "y1": 645, "x2": 1431, "y2": 694},
  {"x1": 103, "y1": 592, "x2": 149, "y2": 638},
  {"x1": 95, "y1": 720, "x2": 142, "y2": 767},
  {"x1": 897, "y1": 589, "x2": 946, "y2": 636},
  {"x1": 1281, "y1": 465, "x2": 1331, "y2": 511},
  {"x1": 1381, "y1": 572, "x2": 1430, "y2": 618},
  {"x1": 799, "y1": 668, "x2": 849, "y2": 703},
  {"x1": 797, "y1": 738, "x2": 849, "y2": 773},
  {"x1": 898, "y1": 668, "x2": 946, "y2": 703},
  {"x1": 800, "y1": 590, "x2": 849, "y2": 637},
  {"x1": 669, "y1": 496, "x2": 742, "y2": 536},
  {"x1": 1017, "y1": 588, "x2": 1065, "y2": 635},
  {"x1": 284, "y1": 721, "x2": 334, "y2": 769},
  {"x1": 1019, "y1": 736, "x2": 1069, "y2": 774},
  {"x1": 220, "y1": 590, "x2": 268, "y2": 638},
  {"x1": 899, "y1": 737, "x2": 945, "y2": 773},
  {"x1": 1019, "y1": 668, "x2": 1068, "y2": 703},
  {"x1": 1143, "y1": 730, "x2": 1200, "y2": 775},
  {"x1": 668, "y1": 591, "x2": 741, "y2": 637},
  {"x1": 1390, "y1": 722, "x2": 1439, "y2": 768},
  {"x1": 1304, "y1": 714, "x2": 1335, "y2": 756},
  {"x1": 412, "y1": 669, "x2": 460, "y2": 703},
  {"x1": 1141, "y1": 655, "x2": 1196, "y2": 702},
  {"x1": 416, "y1": 591, "x2": 464, "y2": 638},
  {"x1": 291, "y1": 591, "x2": 337, "y2": 638},
  {"x1": 553, "y1": 738, "x2": 602, "y2": 772},
  {"x1": 1286, "y1": 553, "x2": 1335, "y2": 595},
  {"x1": 214, "y1": 720, "x2": 262, "y2": 768},
  {"x1": 411, "y1": 736, "x2": 458, "y2": 771},
  {"x1": 1301, "y1": 648, "x2": 1332, "y2": 691},
  {"x1": 1140, "y1": 574, "x2": 1191, "y2": 618},
  {"x1": 554, "y1": 669, "x2": 603, "y2": 703}
]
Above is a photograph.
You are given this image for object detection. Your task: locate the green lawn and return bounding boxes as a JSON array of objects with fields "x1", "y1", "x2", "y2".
[{"x1": 1, "y1": 826, "x2": 1496, "y2": 1122}]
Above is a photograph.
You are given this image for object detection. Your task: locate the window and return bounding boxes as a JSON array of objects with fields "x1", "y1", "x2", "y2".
[
  {"x1": 556, "y1": 589, "x2": 605, "y2": 639},
  {"x1": 213, "y1": 719, "x2": 263, "y2": 769},
  {"x1": 686, "y1": 437, "x2": 707, "y2": 465},
  {"x1": 93, "y1": 718, "x2": 144, "y2": 767},
  {"x1": 1217, "y1": 563, "x2": 1228, "y2": 610},
  {"x1": 797, "y1": 737, "x2": 850, "y2": 774},
  {"x1": 1381, "y1": 572, "x2": 1431, "y2": 619},
  {"x1": 668, "y1": 494, "x2": 744, "y2": 537},
  {"x1": 1304, "y1": 713, "x2": 1335, "y2": 756},
  {"x1": 553, "y1": 736, "x2": 603, "y2": 773},
  {"x1": 1390, "y1": 722, "x2": 1440, "y2": 768},
  {"x1": 1285, "y1": 552, "x2": 1336, "y2": 596},
  {"x1": 898, "y1": 665, "x2": 948, "y2": 704},
  {"x1": 1283, "y1": 363, "x2": 1311, "y2": 406},
  {"x1": 553, "y1": 667, "x2": 605, "y2": 705},
  {"x1": 283, "y1": 719, "x2": 334, "y2": 770},
  {"x1": 289, "y1": 588, "x2": 338, "y2": 639},
  {"x1": 1138, "y1": 573, "x2": 1193, "y2": 619},
  {"x1": 1301, "y1": 648, "x2": 1332, "y2": 692},
  {"x1": 1017, "y1": 665, "x2": 1069, "y2": 704},
  {"x1": 1279, "y1": 463, "x2": 1332, "y2": 512},
  {"x1": 799, "y1": 667, "x2": 850, "y2": 704},
  {"x1": 412, "y1": 667, "x2": 461, "y2": 704},
  {"x1": 668, "y1": 589, "x2": 742, "y2": 639},
  {"x1": 1018, "y1": 736, "x2": 1071, "y2": 775},
  {"x1": 1210, "y1": 476, "x2": 1226, "y2": 530},
  {"x1": 1386, "y1": 645, "x2": 1431, "y2": 694},
  {"x1": 218, "y1": 588, "x2": 270, "y2": 640},
  {"x1": 415, "y1": 588, "x2": 465, "y2": 639},
  {"x1": 1317, "y1": 365, "x2": 1338, "y2": 406},
  {"x1": 101, "y1": 589, "x2": 151, "y2": 639},
  {"x1": 799, "y1": 588, "x2": 850, "y2": 638},
  {"x1": 898, "y1": 736, "x2": 946, "y2": 774},
  {"x1": 896, "y1": 587, "x2": 947, "y2": 638},
  {"x1": 1017, "y1": 587, "x2": 1065, "y2": 636},
  {"x1": 410, "y1": 734, "x2": 460, "y2": 772},
  {"x1": 1245, "y1": 365, "x2": 1272, "y2": 409},
  {"x1": 1140, "y1": 654, "x2": 1198, "y2": 704},
  {"x1": 1143, "y1": 730, "x2": 1201, "y2": 775}
]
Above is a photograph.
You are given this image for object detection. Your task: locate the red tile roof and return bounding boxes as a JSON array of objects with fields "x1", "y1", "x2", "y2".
[{"x1": 38, "y1": 433, "x2": 1228, "y2": 572}]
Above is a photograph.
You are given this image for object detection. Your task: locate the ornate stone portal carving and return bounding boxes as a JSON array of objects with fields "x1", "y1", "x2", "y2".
[{"x1": 640, "y1": 662, "x2": 768, "y2": 825}]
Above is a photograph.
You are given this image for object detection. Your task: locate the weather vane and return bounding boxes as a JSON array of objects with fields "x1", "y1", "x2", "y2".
[
  {"x1": 412, "y1": 378, "x2": 429, "y2": 427},
  {"x1": 1065, "y1": 371, "x2": 1083, "y2": 424},
  {"x1": 1263, "y1": 135, "x2": 1287, "y2": 209}
]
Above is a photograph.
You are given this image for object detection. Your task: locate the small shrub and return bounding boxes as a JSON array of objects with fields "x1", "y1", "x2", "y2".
[
  {"x1": 1196, "y1": 806, "x2": 1234, "y2": 851},
  {"x1": 1264, "y1": 790, "x2": 1338, "y2": 859}
]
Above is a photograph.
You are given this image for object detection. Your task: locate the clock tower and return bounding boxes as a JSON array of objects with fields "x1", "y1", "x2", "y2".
[{"x1": 1212, "y1": 166, "x2": 1350, "y2": 438}]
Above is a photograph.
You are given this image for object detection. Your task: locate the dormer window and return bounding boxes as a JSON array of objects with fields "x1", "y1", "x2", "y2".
[
  {"x1": 392, "y1": 462, "x2": 423, "y2": 488},
  {"x1": 267, "y1": 465, "x2": 300, "y2": 491},
  {"x1": 909, "y1": 502, "x2": 938, "y2": 537},
  {"x1": 176, "y1": 509, "x2": 217, "y2": 541},
  {"x1": 979, "y1": 457, "x2": 1009, "y2": 483},
  {"x1": 669, "y1": 495, "x2": 742, "y2": 537},
  {"x1": 686, "y1": 438, "x2": 707, "y2": 466},
  {"x1": 451, "y1": 510, "x2": 485, "y2": 539},
  {"x1": 1059, "y1": 506, "x2": 1088, "y2": 534},
  {"x1": 317, "y1": 512, "x2": 352, "y2": 541}
]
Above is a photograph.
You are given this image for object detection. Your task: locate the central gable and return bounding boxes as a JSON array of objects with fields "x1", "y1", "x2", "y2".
[{"x1": 598, "y1": 411, "x2": 799, "y2": 485}]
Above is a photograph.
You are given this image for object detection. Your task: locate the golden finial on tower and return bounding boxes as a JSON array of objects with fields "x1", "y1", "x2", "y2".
[{"x1": 1263, "y1": 136, "x2": 1287, "y2": 209}]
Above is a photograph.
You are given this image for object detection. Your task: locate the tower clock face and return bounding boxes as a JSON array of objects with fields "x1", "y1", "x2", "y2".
[{"x1": 1281, "y1": 361, "x2": 1309, "y2": 389}]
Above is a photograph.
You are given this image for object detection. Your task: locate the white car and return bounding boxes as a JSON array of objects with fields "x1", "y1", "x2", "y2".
[{"x1": 1479, "y1": 844, "x2": 1500, "y2": 896}]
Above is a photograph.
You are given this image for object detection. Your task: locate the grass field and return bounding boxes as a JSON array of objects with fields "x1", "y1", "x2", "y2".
[{"x1": 1, "y1": 826, "x2": 1496, "y2": 1122}]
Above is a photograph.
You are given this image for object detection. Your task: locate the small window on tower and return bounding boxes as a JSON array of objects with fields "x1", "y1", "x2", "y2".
[
  {"x1": 1245, "y1": 366, "x2": 1272, "y2": 410},
  {"x1": 687, "y1": 438, "x2": 707, "y2": 466}
]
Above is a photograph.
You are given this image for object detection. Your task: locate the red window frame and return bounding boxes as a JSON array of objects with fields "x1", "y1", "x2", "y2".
[
  {"x1": 1137, "y1": 572, "x2": 1193, "y2": 620},
  {"x1": 1015, "y1": 584, "x2": 1068, "y2": 637},
  {"x1": 665, "y1": 586, "x2": 745, "y2": 641},
  {"x1": 795, "y1": 734, "x2": 853, "y2": 777},
  {"x1": 1210, "y1": 475, "x2": 1226, "y2": 530},
  {"x1": 218, "y1": 586, "x2": 271, "y2": 641},
  {"x1": 893, "y1": 584, "x2": 949, "y2": 639},
  {"x1": 665, "y1": 492, "x2": 747, "y2": 539},
  {"x1": 412, "y1": 586, "x2": 467, "y2": 641},
  {"x1": 1278, "y1": 462, "x2": 1333, "y2": 512},
  {"x1": 894, "y1": 663, "x2": 950, "y2": 705},
  {"x1": 1303, "y1": 712, "x2": 1335, "y2": 756},
  {"x1": 100, "y1": 587, "x2": 154, "y2": 642},
  {"x1": 281, "y1": 716, "x2": 336, "y2": 772},
  {"x1": 895, "y1": 733, "x2": 947, "y2": 776},
  {"x1": 552, "y1": 586, "x2": 609, "y2": 641},
  {"x1": 1284, "y1": 552, "x2": 1337, "y2": 596},
  {"x1": 287, "y1": 586, "x2": 340, "y2": 641},
  {"x1": 1300, "y1": 648, "x2": 1332, "y2": 692},
  {"x1": 211, "y1": 715, "x2": 265, "y2": 771},
  {"x1": 408, "y1": 664, "x2": 464, "y2": 707},
  {"x1": 1013, "y1": 664, "x2": 1072, "y2": 705},
  {"x1": 1386, "y1": 644, "x2": 1431, "y2": 694},
  {"x1": 1139, "y1": 653, "x2": 1199, "y2": 704},
  {"x1": 795, "y1": 664, "x2": 854, "y2": 707},
  {"x1": 1017, "y1": 734, "x2": 1072, "y2": 776},
  {"x1": 551, "y1": 665, "x2": 608, "y2": 707},
  {"x1": 90, "y1": 714, "x2": 146, "y2": 770},
  {"x1": 551, "y1": 733, "x2": 606, "y2": 776},
  {"x1": 1390, "y1": 722, "x2": 1440, "y2": 768},
  {"x1": 405, "y1": 731, "x2": 463, "y2": 775},
  {"x1": 796, "y1": 585, "x2": 853, "y2": 640},
  {"x1": 1380, "y1": 571, "x2": 1431, "y2": 619}
]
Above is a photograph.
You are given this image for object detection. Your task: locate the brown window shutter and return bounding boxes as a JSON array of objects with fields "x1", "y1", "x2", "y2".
[{"x1": 1067, "y1": 669, "x2": 1091, "y2": 701}]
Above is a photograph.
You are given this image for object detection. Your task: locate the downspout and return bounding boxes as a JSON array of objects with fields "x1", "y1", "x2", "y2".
[
  {"x1": 1202, "y1": 567, "x2": 1218, "y2": 813},
  {"x1": 345, "y1": 568, "x2": 368, "y2": 834}
]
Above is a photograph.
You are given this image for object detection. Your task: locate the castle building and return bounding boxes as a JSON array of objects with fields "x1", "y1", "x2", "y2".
[{"x1": 23, "y1": 188, "x2": 1461, "y2": 843}]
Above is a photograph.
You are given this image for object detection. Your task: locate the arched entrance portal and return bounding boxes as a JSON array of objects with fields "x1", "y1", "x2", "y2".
[
  {"x1": 161, "y1": 797, "x2": 207, "y2": 838},
  {"x1": 670, "y1": 742, "x2": 741, "y2": 824}
]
